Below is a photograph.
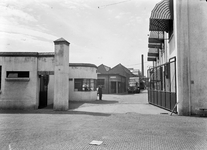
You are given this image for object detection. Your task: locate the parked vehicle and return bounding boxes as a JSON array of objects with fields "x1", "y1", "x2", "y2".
[
  {"x1": 127, "y1": 77, "x2": 140, "y2": 94},
  {"x1": 140, "y1": 80, "x2": 146, "y2": 90}
]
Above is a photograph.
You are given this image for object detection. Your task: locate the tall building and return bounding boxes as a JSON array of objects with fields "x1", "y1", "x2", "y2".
[{"x1": 147, "y1": 0, "x2": 207, "y2": 116}]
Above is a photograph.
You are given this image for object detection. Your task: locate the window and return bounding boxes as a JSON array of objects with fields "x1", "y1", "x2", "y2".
[
  {"x1": 97, "y1": 79, "x2": 105, "y2": 88},
  {"x1": 6, "y1": 71, "x2": 29, "y2": 78},
  {"x1": 168, "y1": 0, "x2": 174, "y2": 39},
  {"x1": 74, "y1": 79, "x2": 97, "y2": 91},
  {"x1": 168, "y1": 20, "x2": 173, "y2": 39},
  {"x1": 5, "y1": 71, "x2": 30, "y2": 81}
]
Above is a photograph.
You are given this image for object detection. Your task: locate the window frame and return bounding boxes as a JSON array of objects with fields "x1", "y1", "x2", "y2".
[
  {"x1": 5, "y1": 71, "x2": 30, "y2": 81},
  {"x1": 74, "y1": 78, "x2": 97, "y2": 92}
]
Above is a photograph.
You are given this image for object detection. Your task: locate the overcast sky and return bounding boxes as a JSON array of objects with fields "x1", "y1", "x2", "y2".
[{"x1": 0, "y1": 0, "x2": 159, "y2": 74}]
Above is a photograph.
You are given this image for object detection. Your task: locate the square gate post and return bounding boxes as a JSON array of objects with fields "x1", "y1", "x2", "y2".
[{"x1": 53, "y1": 38, "x2": 69, "y2": 111}]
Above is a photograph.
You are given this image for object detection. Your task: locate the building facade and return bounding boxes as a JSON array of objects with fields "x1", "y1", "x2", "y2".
[
  {"x1": 147, "y1": 0, "x2": 207, "y2": 116},
  {"x1": 97, "y1": 64, "x2": 136, "y2": 94},
  {"x1": 0, "y1": 38, "x2": 97, "y2": 110},
  {"x1": 68, "y1": 63, "x2": 97, "y2": 101}
]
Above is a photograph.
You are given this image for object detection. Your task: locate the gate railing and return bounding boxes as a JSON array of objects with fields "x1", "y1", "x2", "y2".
[{"x1": 147, "y1": 57, "x2": 177, "y2": 113}]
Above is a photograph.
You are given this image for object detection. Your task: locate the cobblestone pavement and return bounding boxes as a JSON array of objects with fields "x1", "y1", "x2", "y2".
[{"x1": 0, "y1": 91, "x2": 207, "y2": 150}]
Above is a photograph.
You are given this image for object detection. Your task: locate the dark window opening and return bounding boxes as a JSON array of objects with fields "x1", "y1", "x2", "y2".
[
  {"x1": 168, "y1": 0, "x2": 174, "y2": 39},
  {"x1": 6, "y1": 71, "x2": 29, "y2": 78},
  {"x1": 168, "y1": 20, "x2": 173, "y2": 39}
]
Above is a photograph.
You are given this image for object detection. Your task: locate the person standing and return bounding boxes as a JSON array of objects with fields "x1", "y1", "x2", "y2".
[{"x1": 98, "y1": 86, "x2": 102, "y2": 100}]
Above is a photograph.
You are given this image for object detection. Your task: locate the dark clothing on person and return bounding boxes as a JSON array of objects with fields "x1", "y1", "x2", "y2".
[{"x1": 98, "y1": 87, "x2": 102, "y2": 100}]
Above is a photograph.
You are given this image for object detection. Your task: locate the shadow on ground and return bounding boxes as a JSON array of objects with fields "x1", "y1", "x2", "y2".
[
  {"x1": 0, "y1": 109, "x2": 111, "y2": 116},
  {"x1": 0, "y1": 100, "x2": 117, "y2": 116},
  {"x1": 69, "y1": 100, "x2": 119, "y2": 109},
  {"x1": 108, "y1": 90, "x2": 147, "y2": 96}
]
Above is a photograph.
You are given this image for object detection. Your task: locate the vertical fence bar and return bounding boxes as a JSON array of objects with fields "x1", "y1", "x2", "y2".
[{"x1": 174, "y1": 58, "x2": 177, "y2": 113}]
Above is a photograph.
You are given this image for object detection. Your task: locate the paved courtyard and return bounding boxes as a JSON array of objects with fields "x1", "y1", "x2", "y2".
[{"x1": 0, "y1": 91, "x2": 207, "y2": 150}]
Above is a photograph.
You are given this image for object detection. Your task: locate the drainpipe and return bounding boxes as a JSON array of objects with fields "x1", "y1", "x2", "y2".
[{"x1": 187, "y1": 0, "x2": 192, "y2": 115}]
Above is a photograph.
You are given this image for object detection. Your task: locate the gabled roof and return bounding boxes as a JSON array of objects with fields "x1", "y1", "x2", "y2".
[
  {"x1": 108, "y1": 63, "x2": 134, "y2": 77},
  {"x1": 97, "y1": 63, "x2": 139, "y2": 77},
  {"x1": 97, "y1": 64, "x2": 111, "y2": 74}
]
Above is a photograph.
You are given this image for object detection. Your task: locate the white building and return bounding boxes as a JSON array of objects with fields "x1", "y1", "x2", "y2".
[
  {"x1": 147, "y1": 0, "x2": 207, "y2": 116},
  {"x1": 0, "y1": 38, "x2": 97, "y2": 110}
]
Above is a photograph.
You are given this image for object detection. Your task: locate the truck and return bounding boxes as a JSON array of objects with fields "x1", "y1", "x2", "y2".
[{"x1": 127, "y1": 77, "x2": 140, "y2": 94}]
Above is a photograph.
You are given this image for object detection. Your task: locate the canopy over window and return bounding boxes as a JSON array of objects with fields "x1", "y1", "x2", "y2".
[
  {"x1": 149, "y1": 0, "x2": 173, "y2": 31},
  {"x1": 147, "y1": 56, "x2": 156, "y2": 61},
  {"x1": 149, "y1": 31, "x2": 164, "y2": 39},
  {"x1": 148, "y1": 48, "x2": 159, "y2": 57},
  {"x1": 148, "y1": 31, "x2": 164, "y2": 43},
  {"x1": 148, "y1": 43, "x2": 162, "y2": 49}
]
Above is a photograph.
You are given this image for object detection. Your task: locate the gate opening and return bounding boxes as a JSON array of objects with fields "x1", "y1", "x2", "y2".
[{"x1": 147, "y1": 57, "x2": 177, "y2": 113}]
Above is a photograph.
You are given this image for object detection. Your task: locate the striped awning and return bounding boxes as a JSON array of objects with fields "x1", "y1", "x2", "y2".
[
  {"x1": 149, "y1": 0, "x2": 173, "y2": 31},
  {"x1": 148, "y1": 31, "x2": 164, "y2": 43}
]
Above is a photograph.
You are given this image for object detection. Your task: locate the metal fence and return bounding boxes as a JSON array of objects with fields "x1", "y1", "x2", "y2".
[{"x1": 147, "y1": 57, "x2": 177, "y2": 113}]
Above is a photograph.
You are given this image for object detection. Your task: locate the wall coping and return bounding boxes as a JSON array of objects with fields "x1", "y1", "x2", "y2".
[
  {"x1": 0, "y1": 52, "x2": 54, "y2": 57},
  {"x1": 69, "y1": 63, "x2": 97, "y2": 68}
]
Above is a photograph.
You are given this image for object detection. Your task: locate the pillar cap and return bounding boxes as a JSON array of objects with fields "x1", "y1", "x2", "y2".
[{"x1": 54, "y1": 38, "x2": 70, "y2": 45}]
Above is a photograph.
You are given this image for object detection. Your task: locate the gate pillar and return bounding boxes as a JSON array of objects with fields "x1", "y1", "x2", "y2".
[{"x1": 53, "y1": 38, "x2": 69, "y2": 110}]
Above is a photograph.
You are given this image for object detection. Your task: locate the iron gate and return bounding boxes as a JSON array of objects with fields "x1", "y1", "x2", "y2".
[{"x1": 147, "y1": 57, "x2": 177, "y2": 113}]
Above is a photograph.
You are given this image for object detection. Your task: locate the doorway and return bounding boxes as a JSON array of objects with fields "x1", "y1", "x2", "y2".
[
  {"x1": 111, "y1": 81, "x2": 116, "y2": 94},
  {"x1": 118, "y1": 82, "x2": 122, "y2": 93},
  {"x1": 39, "y1": 75, "x2": 49, "y2": 109}
]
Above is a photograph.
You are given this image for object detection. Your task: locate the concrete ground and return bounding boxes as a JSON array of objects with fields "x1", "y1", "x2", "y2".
[
  {"x1": 0, "y1": 90, "x2": 207, "y2": 150},
  {"x1": 69, "y1": 90, "x2": 170, "y2": 115}
]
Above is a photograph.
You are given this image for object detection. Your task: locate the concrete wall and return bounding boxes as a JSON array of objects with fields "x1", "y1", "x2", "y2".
[
  {"x1": 38, "y1": 54, "x2": 54, "y2": 72},
  {"x1": 0, "y1": 56, "x2": 38, "y2": 109},
  {"x1": 98, "y1": 74, "x2": 126, "y2": 94},
  {"x1": 188, "y1": 0, "x2": 207, "y2": 114},
  {"x1": 176, "y1": 0, "x2": 207, "y2": 115},
  {"x1": 0, "y1": 53, "x2": 57, "y2": 109},
  {"x1": 69, "y1": 66, "x2": 97, "y2": 101},
  {"x1": 41, "y1": 65, "x2": 98, "y2": 104}
]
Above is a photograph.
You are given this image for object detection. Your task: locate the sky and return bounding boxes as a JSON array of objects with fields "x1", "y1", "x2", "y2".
[{"x1": 0, "y1": 0, "x2": 160, "y2": 75}]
